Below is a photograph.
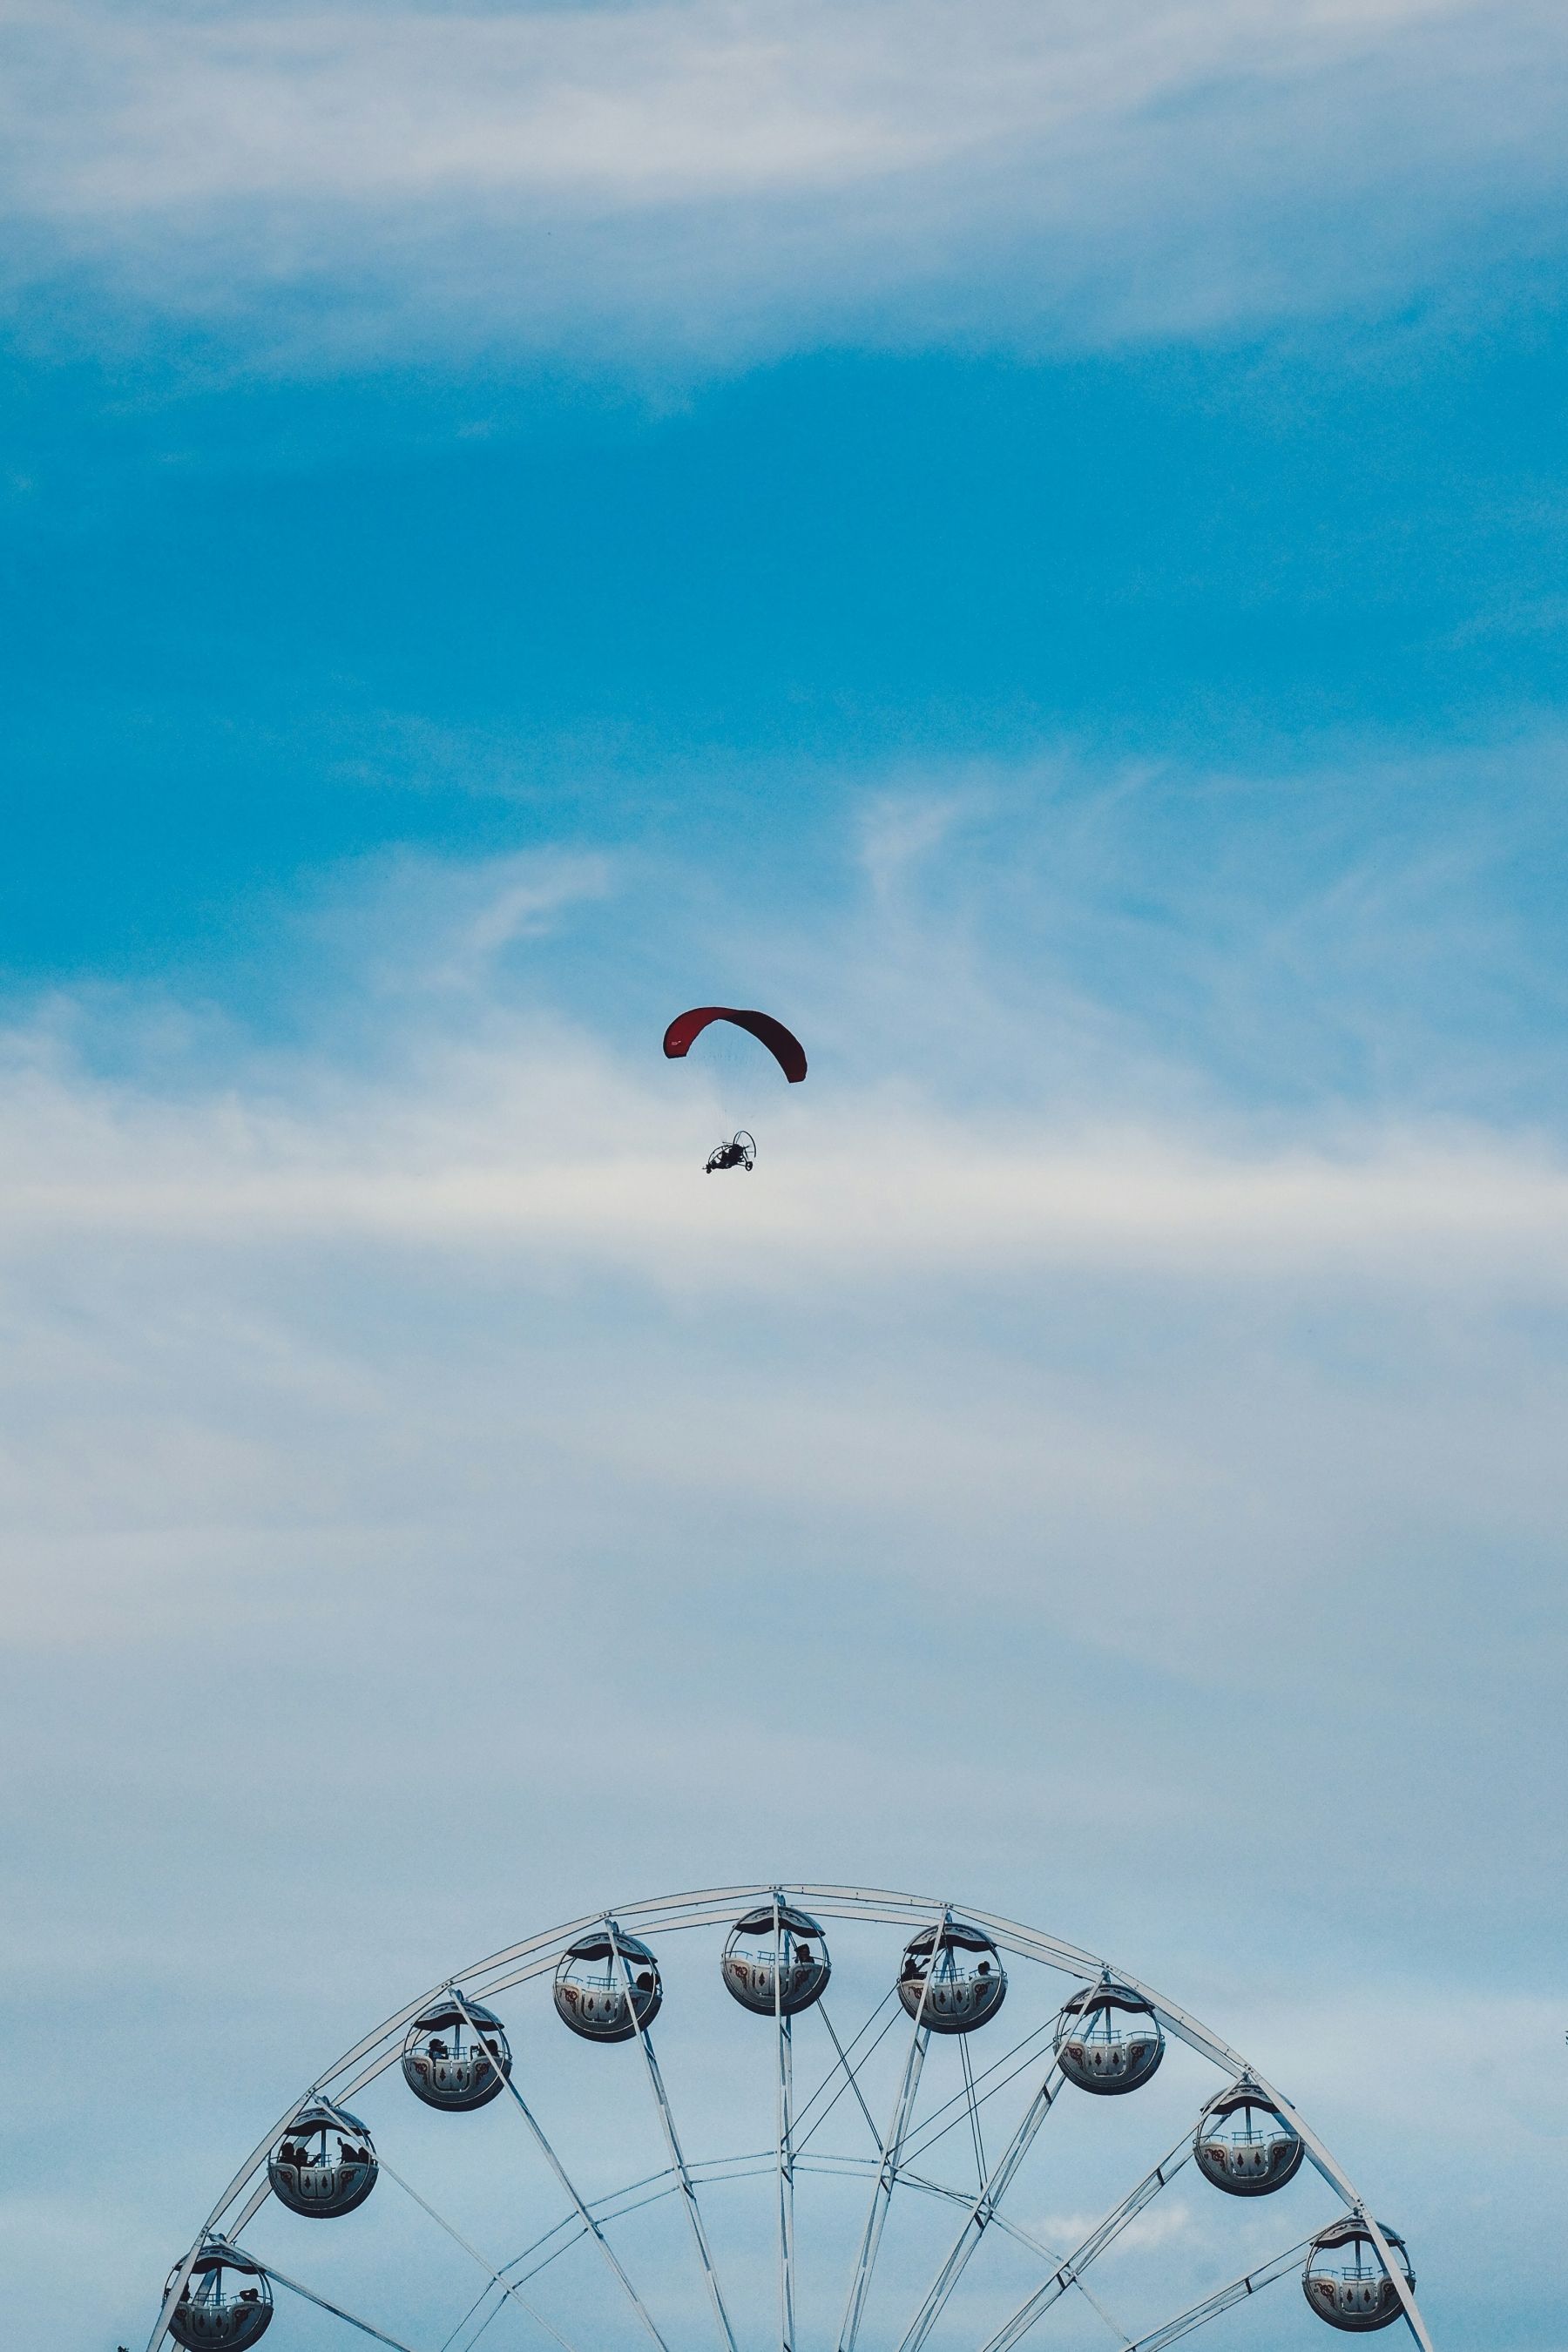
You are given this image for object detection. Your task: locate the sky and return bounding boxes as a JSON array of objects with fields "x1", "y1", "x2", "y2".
[{"x1": 2, "y1": 3, "x2": 1566, "y2": 2349}]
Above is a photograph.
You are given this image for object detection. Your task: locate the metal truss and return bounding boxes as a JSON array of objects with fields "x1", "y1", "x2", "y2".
[
  {"x1": 768, "y1": 1895, "x2": 798, "y2": 2352},
  {"x1": 608, "y1": 1918, "x2": 740, "y2": 2352},
  {"x1": 1123, "y1": 2238, "x2": 1315, "y2": 2351},
  {"x1": 375, "y1": 2153, "x2": 581, "y2": 2352},
  {"x1": 974, "y1": 2132, "x2": 1193, "y2": 2352},
  {"x1": 450, "y1": 1984, "x2": 671, "y2": 2352},
  {"x1": 145, "y1": 1882, "x2": 1436, "y2": 2352},
  {"x1": 894, "y1": 2064, "x2": 1064, "y2": 2352},
  {"x1": 835, "y1": 1906, "x2": 946, "y2": 2352}
]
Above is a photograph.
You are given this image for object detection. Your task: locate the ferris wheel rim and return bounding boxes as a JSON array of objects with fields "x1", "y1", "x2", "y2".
[{"x1": 151, "y1": 1879, "x2": 1434, "y2": 2352}]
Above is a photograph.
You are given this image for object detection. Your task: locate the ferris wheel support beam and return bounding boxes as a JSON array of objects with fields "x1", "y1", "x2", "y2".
[
  {"x1": 1116, "y1": 2236, "x2": 1314, "y2": 2352},
  {"x1": 812, "y1": 2001, "x2": 887, "y2": 2149},
  {"x1": 771, "y1": 1896, "x2": 797, "y2": 2352},
  {"x1": 226, "y1": 2176, "x2": 278, "y2": 2244},
  {"x1": 835, "y1": 1911, "x2": 944, "y2": 2352},
  {"x1": 145, "y1": 1888, "x2": 1436, "y2": 2352},
  {"x1": 377, "y1": 2153, "x2": 582, "y2": 2352},
  {"x1": 779, "y1": 2011, "x2": 797, "y2": 2352},
  {"x1": 142, "y1": 2239, "x2": 203, "y2": 2352},
  {"x1": 1361, "y1": 2209, "x2": 1431, "y2": 2352},
  {"x1": 1213, "y1": 2078, "x2": 1433, "y2": 2351},
  {"x1": 894, "y1": 2066, "x2": 1064, "y2": 2352},
  {"x1": 144, "y1": 2072, "x2": 336, "y2": 2352},
  {"x1": 149, "y1": 2073, "x2": 335, "y2": 2341},
  {"x1": 449, "y1": 1988, "x2": 673, "y2": 2352},
  {"x1": 958, "y1": 2038, "x2": 985, "y2": 2189},
  {"x1": 900, "y1": 2017, "x2": 1056, "y2": 2170},
  {"x1": 609, "y1": 1922, "x2": 741, "y2": 2352},
  {"x1": 263, "y1": 2259, "x2": 424, "y2": 2352},
  {"x1": 973, "y1": 2131, "x2": 1194, "y2": 2352}
]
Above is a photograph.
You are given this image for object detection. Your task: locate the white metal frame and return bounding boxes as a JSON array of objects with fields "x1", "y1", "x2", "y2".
[{"x1": 145, "y1": 1882, "x2": 1436, "y2": 2352}]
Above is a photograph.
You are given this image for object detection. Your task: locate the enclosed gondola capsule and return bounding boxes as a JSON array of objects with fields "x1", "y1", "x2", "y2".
[
  {"x1": 554, "y1": 1928, "x2": 663, "y2": 2043},
  {"x1": 166, "y1": 2242, "x2": 273, "y2": 2349},
  {"x1": 267, "y1": 2099, "x2": 378, "y2": 2218},
  {"x1": 1055, "y1": 1980, "x2": 1164, "y2": 2094},
  {"x1": 1307, "y1": 2211, "x2": 1419, "y2": 2323},
  {"x1": 722, "y1": 1904, "x2": 831, "y2": 2015},
  {"x1": 1193, "y1": 2077, "x2": 1303, "y2": 2194},
  {"x1": 1303, "y1": 2219, "x2": 1415, "y2": 2332},
  {"x1": 896, "y1": 1922, "x2": 1007, "y2": 2033},
  {"x1": 402, "y1": 1994, "x2": 511, "y2": 2111}
]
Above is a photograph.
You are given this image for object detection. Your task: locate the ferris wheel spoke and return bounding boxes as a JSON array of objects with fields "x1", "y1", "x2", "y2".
[
  {"x1": 770, "y1": 1901, "x2": 798, "y2": 2352},
  {"x1": 795, "y1": 1998, "x2": 897, "y2": 2153},
  {"x1": 901, "y1": 2022, "x2": 1057, "y2": 2166},
  {"x1": 436, "y1": 2273, "x2": 496, "y2": 2352},
  {"x1": 486, "y1": 2155, "x2": 777, "y2": 2302},
  {"x1": 958, "y1": 2039, "x2": 986, "y2": 2188},
  {"x1": 973, "y1": 2135, "x2": 1194, "y2": 2352},
  {"x1": 1112, "y1": 2238, "x2": 1314, "y2": 2352},
  {"x1": 377, "y1": 2154, "x2": 583, "y2": 2352},
  {"x1": 610, "y1": 1927, "x2": 741, "y2": 2352},
  {"x1": 1073, "y1": 2275, "x2": 1133, "y2": 2347},
  {"x1": 152, "y1": 1887, "x2": 1428, "y2": 2352},
  {"x1": 226, "y1": 2182, "x2": 274, "y2": 2240},
  {"x1": 835, "y1": 1912, "x2": 948, "y2": 2352},
  {"x1": 143, "y1": 2239, "x2": 204, "y2": 2352},
  {"x1": 894, "y1": 2168, "x2": 1022, "y2": 2217},
  {"x1": 835, "y1": 2023, "x2": 929, "y2": 2352},
  {"x1": 144, "y1": 2078, "x2": 341, "y2": 2348},
  {"x1": 448, "y1": 2289, "x2": 512, "y2": 2352},
  {"x1": 262, "y1": 2258, "x2": 429, "y2": 2352},
  {"x1": 449, "y1": 1990, "x2": 673, "y2": 2352},
  {"x1": 491, "y1": 2210, "x2": 587, "y2": 2284},
  {"x1": 892, "y1": 2065, "x2": 1064, "y2": 2352},
  {"x1": 594, "y1": 2156, "x2": 773, "y2": 2229},
  {"x1": 977, "y1": 2210, "x2": 1072, "y2": 2264}
]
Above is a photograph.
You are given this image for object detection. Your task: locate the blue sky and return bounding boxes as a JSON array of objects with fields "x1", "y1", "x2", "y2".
[
  {"x1": 9, "y1": 323, "x2": 1568, "y2": 995},
  {"x1": 3, "y1": 5, "x2": 1567, "y2": 2350}
]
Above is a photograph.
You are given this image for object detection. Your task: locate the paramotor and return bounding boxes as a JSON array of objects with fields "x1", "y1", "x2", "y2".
[{"x1": 706, "y1": 1132, "x2": 756, "y2": 1174}]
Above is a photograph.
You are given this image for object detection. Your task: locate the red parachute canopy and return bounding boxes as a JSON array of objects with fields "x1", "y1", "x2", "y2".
[{"x1": 663, "y1": 1007, "x2": 808, "y2": 1083}]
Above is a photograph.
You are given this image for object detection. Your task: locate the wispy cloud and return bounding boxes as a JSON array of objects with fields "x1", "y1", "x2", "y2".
[
  {"x1": 3, "y1": 819, "x2": 1565, "y2": 2351},
  {"x1": 1032, "y1": 2198, "x2": 1197, "y2": 2257},
  {"x1": 4, "y1": 1015, "x2": 1567, "y2": 1285},
  {"x1": 4, "y1": 801, "x2": 1567, "y2": 1657},
  {"x1": 5, "y1": 1, "x2": 1566, "y2": 364}
]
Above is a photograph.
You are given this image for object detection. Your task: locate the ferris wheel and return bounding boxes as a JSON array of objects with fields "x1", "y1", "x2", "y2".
[{"x1": 146, "y1": 1885, "x2": 1434, "y2": 2352}]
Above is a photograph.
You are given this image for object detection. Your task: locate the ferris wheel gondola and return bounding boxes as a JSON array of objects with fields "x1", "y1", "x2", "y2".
[{"x1": 143, "y1": 1883, "x2": 1436, "y2": 2352}]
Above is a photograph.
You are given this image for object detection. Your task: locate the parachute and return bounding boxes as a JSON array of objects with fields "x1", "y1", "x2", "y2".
[{"x1": 662, "y1": 1008, "x2": 808, "y2": 1084}]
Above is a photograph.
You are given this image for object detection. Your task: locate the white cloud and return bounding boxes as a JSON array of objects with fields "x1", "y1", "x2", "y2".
[
  {"x1": 2, "y1": 899, "x2": 1565, "y2": 1686},
  {"x1": 4, "y1": 1008, "x2": 1567, "y2": 1284},
  {"x1": 2, "y1": 821, "x2": 1565, "y2": 2350},
  {"x1": 1032, "y1": 2196, "x2": 1196, "y2": 2257},
  {"x1": 4, "y1": 0, "x2": 1566, "y2": 362},
  {"x1": 8, "y1": 0, "x2": 1484, "y2": 213}
]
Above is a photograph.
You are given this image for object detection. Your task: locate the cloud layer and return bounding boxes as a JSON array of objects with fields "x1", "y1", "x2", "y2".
[
  {"x1": 4, "y1": 0, "x2": 1568, "y2": 2315},
  {"x1": 7, "y1": 1003, "x2": 1568, "y2": 1283},
  {"x1": 3, "y1": 809, "x2": 1566, "y2": 2348},
  {"x1": 6, "y1": 0, "x2": 1568, "y2": 363}
]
